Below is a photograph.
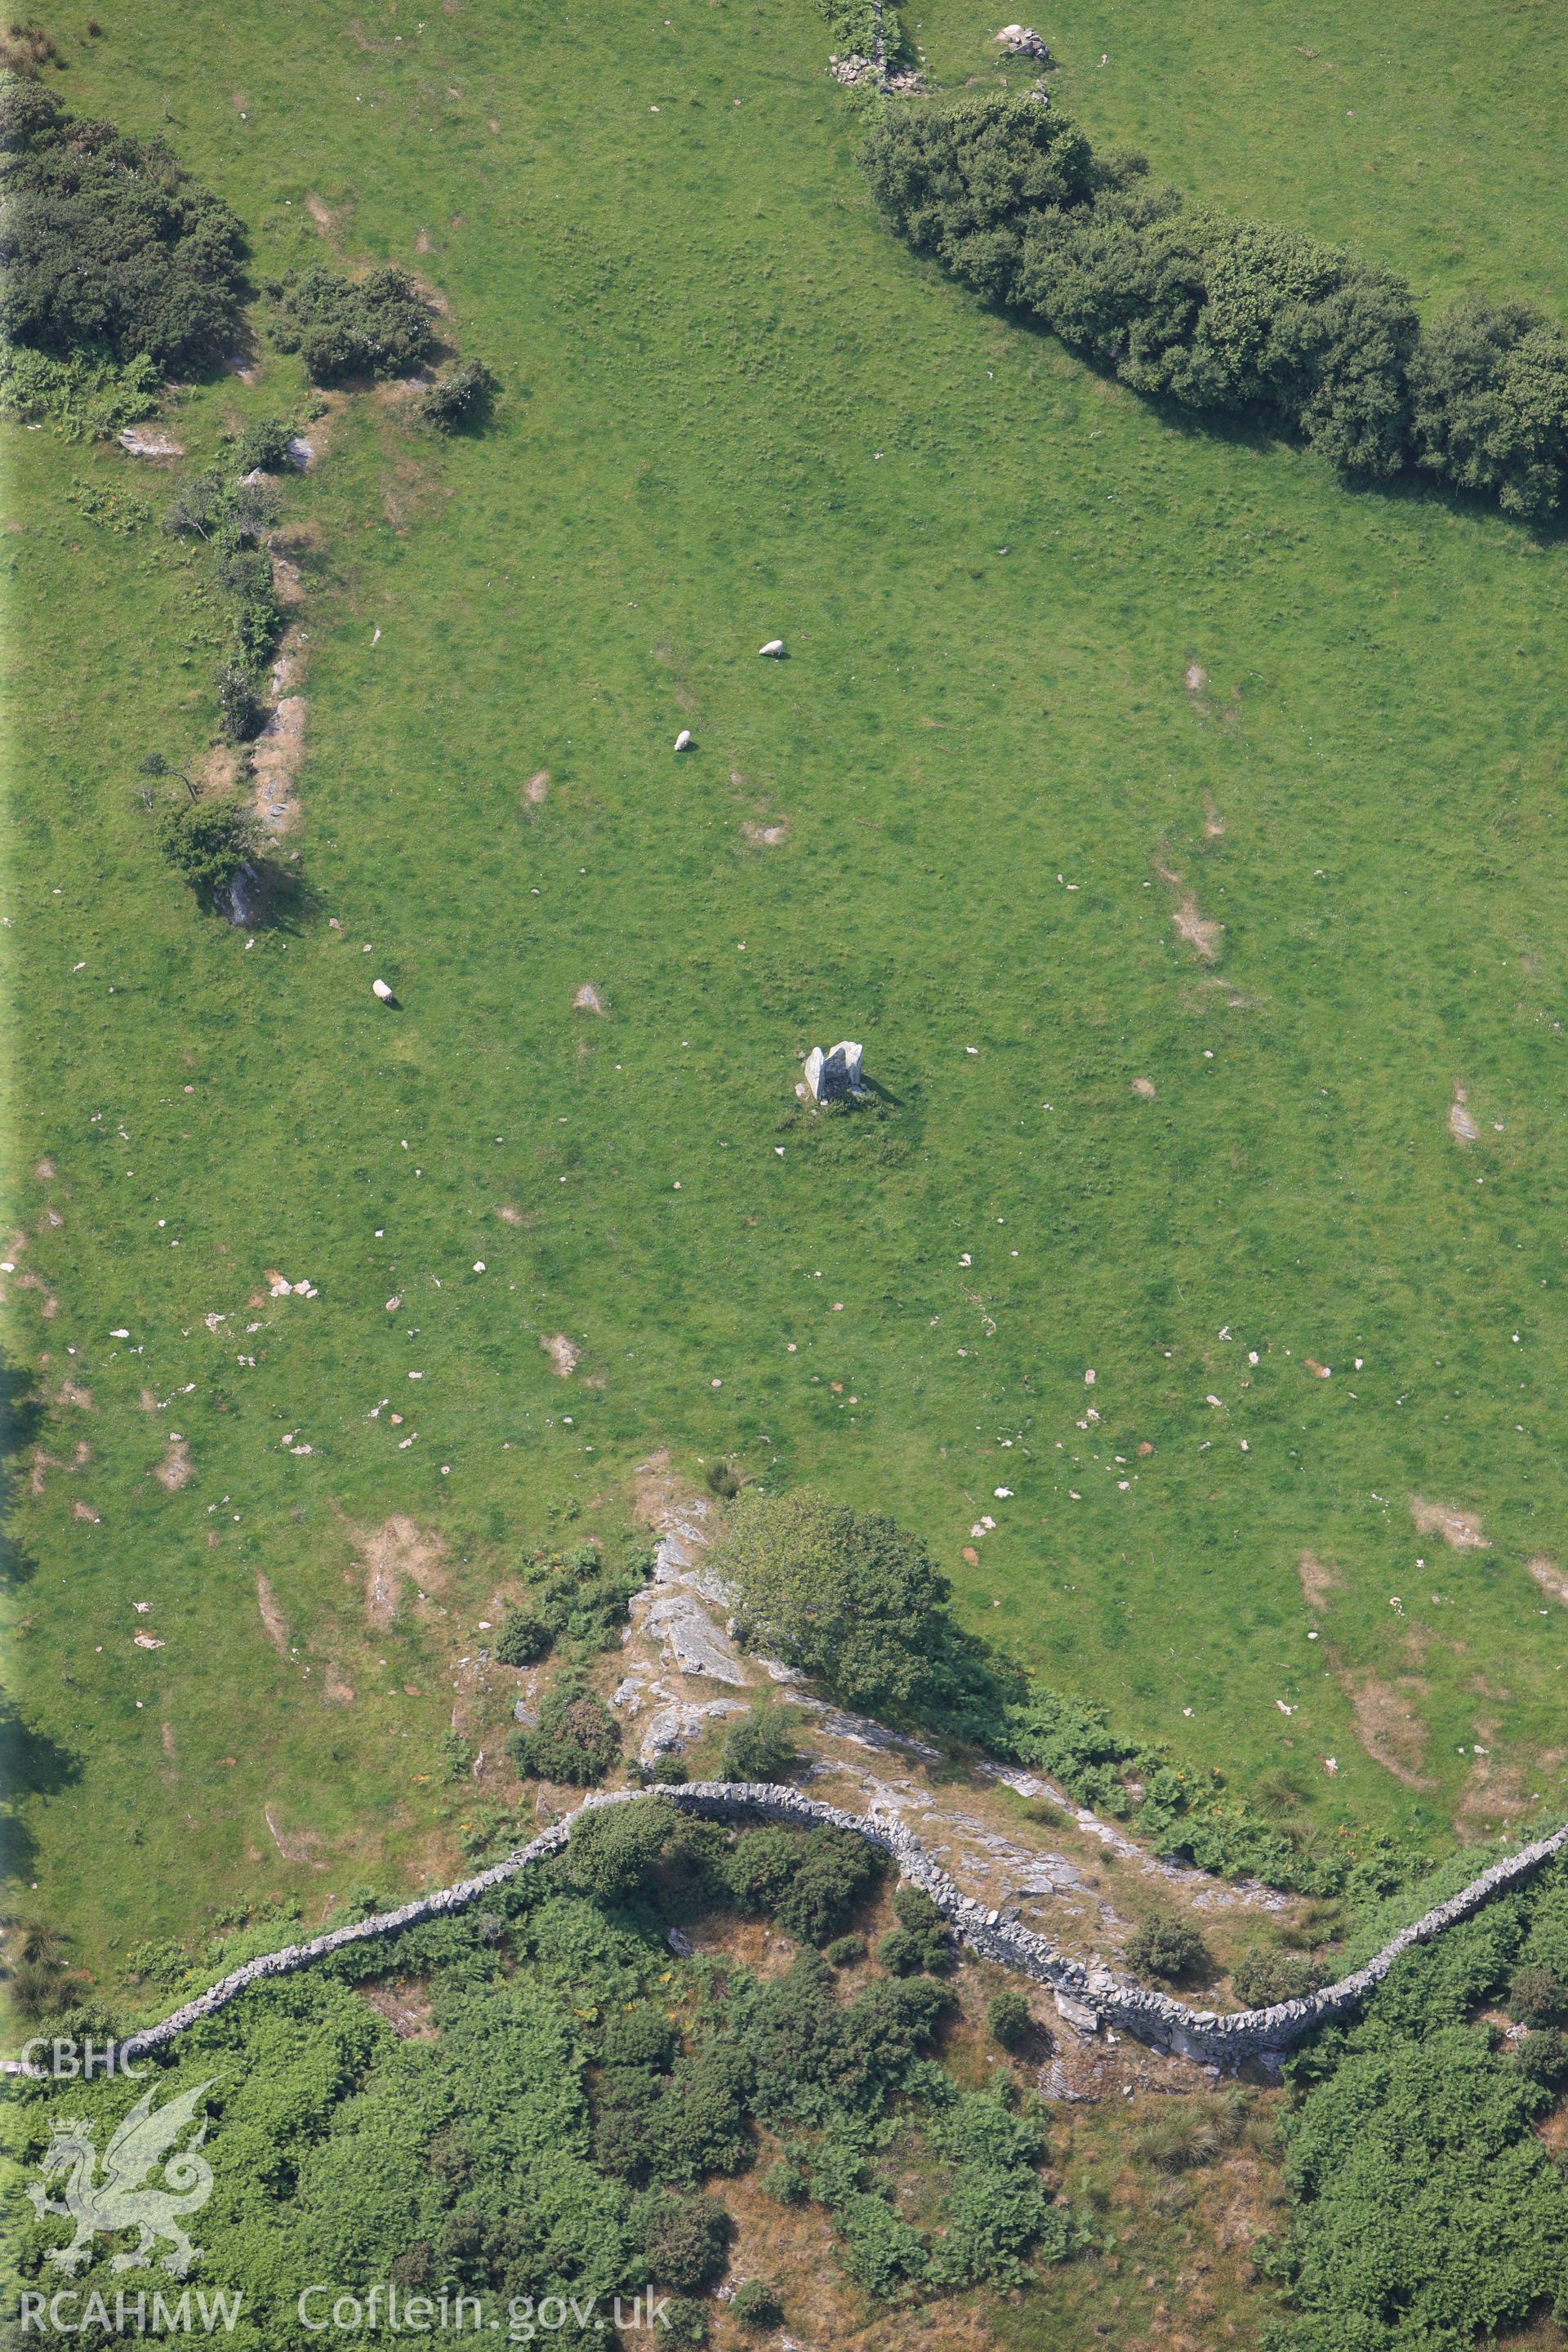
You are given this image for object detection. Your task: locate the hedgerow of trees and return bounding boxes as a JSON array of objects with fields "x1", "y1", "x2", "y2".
[{"x1": 859, "y1": 91, "x2": 1568, "y2": 520}]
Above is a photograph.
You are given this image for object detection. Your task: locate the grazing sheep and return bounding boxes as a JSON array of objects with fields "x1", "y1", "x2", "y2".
[
  {"x1": 674, "y1": 728, "x2": 693, "y2": 751},
  {"x1": 372, "y1": 978, "x2": 394, "y2": 1003},
  {"x1": 758, "y1": 638, "x2": 785, "y2": 657}
]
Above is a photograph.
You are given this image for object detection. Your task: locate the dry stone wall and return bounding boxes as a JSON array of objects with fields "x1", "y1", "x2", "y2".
[{"x1": 20, "y1": 1786, "x2": 1548, "y2": 2078}]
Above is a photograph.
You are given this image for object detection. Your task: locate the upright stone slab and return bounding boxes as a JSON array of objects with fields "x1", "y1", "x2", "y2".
[{"x1": 803, "y1": 1040, "x2": 865, "y2": 1102}]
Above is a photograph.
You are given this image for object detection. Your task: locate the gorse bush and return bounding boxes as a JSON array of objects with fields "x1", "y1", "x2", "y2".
[
  {"x1": 0, "y1": 74, "x2": 247, "y2": 374},
  {"x1": 510, "y1": 1687, "x2": 621, "y2": 1786},
  {"x1": 1125, "y1": 1911, "x2": 1212, "y2": 1986},
  {"x1": 492, "y1": 1607, "x2": 552, "y2": 1668},
  {"x1": 717, "y1": 1695, "x2": 801, "y2": 1784},
  {"x1": 858, "y1": 90, "x2": 1568, "y2": 519},
  {"x1": 1229, "y1": 1945, "x2": 1328, "y2": 2009},
  {"x1": 267, "y1": 264, "x2": 436, "y2": 383},
  {"x1": 416, "y1": 357, "x2": 497, "y2": 432}
]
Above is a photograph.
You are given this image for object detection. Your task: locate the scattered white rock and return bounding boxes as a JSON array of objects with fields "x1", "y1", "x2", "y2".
[
  {"x1": 117, "y1": 429, "x2": 185, "y2": 460},
  {"x1": 286, "y1": 436, "x2": 314, "y2": 469}
]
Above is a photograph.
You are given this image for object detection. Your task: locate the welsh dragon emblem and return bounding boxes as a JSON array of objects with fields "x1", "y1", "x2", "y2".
[{"x1": 26, "y1": 2078, "x2": 217, "y2": 2278}]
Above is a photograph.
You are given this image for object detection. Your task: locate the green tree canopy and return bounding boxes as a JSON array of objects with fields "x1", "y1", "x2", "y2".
[{"x1": 714, "y1": 1488, "x2": 952, "y2": 1714}]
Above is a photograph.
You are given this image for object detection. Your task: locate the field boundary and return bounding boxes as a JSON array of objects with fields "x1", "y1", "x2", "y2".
[{"x1": 7, "y1": 1786, "x2": 1565, "y2": 2077}]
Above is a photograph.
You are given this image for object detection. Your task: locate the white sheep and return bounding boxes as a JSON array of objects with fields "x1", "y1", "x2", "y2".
[
  {"x1": 372, "y1": 978, "x2": 394, "y2": 1003},
  {"x1": 674, "y1": 728, "x2": 693, "y2": 751},
  {"x1": 758, "y1": 638, "x2": 785, "y2": 657}
]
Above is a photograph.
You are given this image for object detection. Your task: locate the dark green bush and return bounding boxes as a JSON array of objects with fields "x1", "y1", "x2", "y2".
[
  {"x1": 1229, "y1": 1945, "x2": 1329, "y2": 2008},
  {"x1": 267, "y1": 264, "x2": 435, "y2": 383},
  {"x1": 1125, "y1": 1912, "x2": 1212, "y2": 1986},
  {"x1": 493, "y1": 1608, "x2": 552, "y2": 1667},
  {"x1": 0, "y1": 73, "x2": 247, "y2": 372},
  {"x1": 154, "y1": 795, "x2": 258, "y2": 901},
  {"x1": 715, "y1": 1487, "x2": 955, "y2": 1713},
  {"x1": 416, "y1": 357, "x2": 496, "y2": 431},
  {"x1": 653, "y1": 2303, "x2": 708, "y2": 2351},
  {"x1": 730, "y1": 2278, "x2": 782, "y2": 2331},
  {"x1": 233, "y1": 416, "x2": 296, "y2": 473},
  {"x1": 1513, "y1": 2028, "x2": 1568, "y2": 2087},
  {"x1": 724, "y1": 1824, "x2": 883, "y2": 1945},
  {"x1": 1408, "y1": 300, "x2": 1568, "y2": 520},
  {"x1": 604, "y1": 2005, "x2": 679, "y2": 2074},
  {"x1": 636, "y1": 2191, "x2": 731, "y2": 2291},
  {"x1": 564, "y1": 1796, "x2": 673, "y2": 1901},
  {"x1": 510, "y1": 1689, "x2": 620, "y2": 1786},
  {"x1": 824, "y1": 1932, "x2": 866, "y2": 1967},
  {"x1": 878, "y1": 1885, "x2": 951, "y2": 1976},
  {"x1": 651, "y1": 1755, "x2": 688, "y2": 1784},
  {"x1": 986, "y1": 1988, "x2": 1032, "y2": 2049},
  {"x1": 1508, "y1": 1962, "x2": 1567, "y2": 2027}
]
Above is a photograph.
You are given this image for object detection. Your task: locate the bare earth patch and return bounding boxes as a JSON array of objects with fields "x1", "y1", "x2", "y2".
[
  {"x1": 572, "y1": 983, "x2": 607, "y2": 1014},
  {"x1": 359, "y1": 1980, "x2": 438, "y2": 2039},
  {"x1": 1297, "y1": 1551, "x2": 1343, "y2": 1610},
  {"x1": 1528, "y1": 1555, "x2": 1568, "y2": 1606},
  {"x1": 541, "y1": 1332, "x2": 581, "y2": 1377},
  {"x1": 1410, "y1": 1495, "x2": 1490, "y2": 1550},
  {"x1": 742, "y1": 817, "x2": 789, "y2": 847},
  {"x1": 1172, "y1": 893, "x2": 1223, "y2": 961},
  {"x1": 323, "y1": 1665, "x2": 356, "y2": 1705},
  {"x1": 1203, "y1": 792, "x2": 1227, "y2": 838},
  {"x1": 522, "y1": 769, "x2": 550, "y2": 811},
  {"x1": 1184, "y1": 661, "x2": 1207, "y2": 693},
  {"x1": 362, "y1": 1514, "x2": 444, "y2": 1628},
  {"x1": 252, "y1": 692, "x2": 307, "y2": 837},
  {"x1": 1345, "y1": 1673, "x2": 1436, "y2": 1788},
  {"x1": 154, "y1": 1438, "x2": 193, "y2": 1491},
  {"x1": 256, "y1": 1575, "x2": 289, "y2": 1653},
  {"x1": 1131, "y1": 1076, "x2": 1156, "y2": 1100}
]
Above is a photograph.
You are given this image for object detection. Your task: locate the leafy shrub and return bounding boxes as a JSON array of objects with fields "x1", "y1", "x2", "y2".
[
  {"x1": 651, "y1": 1756, "x2": 688, "y2": 1784},
  {"x1": 724, "y1": 1824, "x2": 884, "y2": 1945},
  {"x1": 924, "y1": 2091, "x2": 1062, "y2": 2287},
  {"x1": 233, "y1": 416, "x2": 296, "y2": 473},
  {"x1": 715, "y1": 1487, "x2": 955, "y2": 1713},
  {"x1": 0, "y1": 74, "x2": 247, "y2": 372},
  {"x1": 267, "y1": 264, "x2": 435, "y2": 382},
  {"x1": 510, "y1": 1689, "x2": 621, "y2": 1786},
  {"x1": 824, "y1": 1933, "x2": 866, "y2": 1967},
  {"x1": 214, "y1": 662, "x2": 265, "y2": 743},
  {"x1": 1408, "y1": 300, "x2": 1568, "y2": 520},
  {"x1": 493, "y1": 1608, "x2": 552, "y2": 1667},
  {"x1": 730, "y1": 2278, "x2": 782, "y2": 2330},
  {"x1": 604, "y1": 2005, "x2": 679, "y2": 2074},
  {"x1": 1508, "y1": 1962, "x2": 1566, "y2": 2027},
  {"x1": 154, "y1": 795, "x2": 259, "y2": 901},
  {"x1": 416, "y1": 357, "x2": 497, "y2": 431},
  {"x1": 564, "y1": 1796, "x2": 674, "y2": 1901},
  {"x1": 879, "y1": 1885, "x2": 951, "y2": 1976},
  {"x1": 1125, "y1": 1913, "x2": 1212, "y2": 1985},
  {"x1": 535, "y1": 1544, "x2": 651, "y2": 1651},
  {"x1": 1513, "y1": 2028, "x2": 1568, "y2": 2087},
  {"x1": 437, "y1": 1731, "x2": 470, "y2": 1781},
  {"x1": 986, "y1": 1988, "x2": 1032, "y2": 2049},
  {"x1": 636, "y1": 2192, "x2": 731, "y2": 2290},
  {"x1": 1229, "y1": 1945, "x2": 1329, "y2": 2008},
  {"x1": 719, "y1": 1696, "x2": 801, "y2": 1784}
]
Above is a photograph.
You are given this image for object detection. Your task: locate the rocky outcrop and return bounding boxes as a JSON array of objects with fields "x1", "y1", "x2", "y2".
[{"x1": 26, "y1": 1786, "x2": 1557, "y2": 2080}]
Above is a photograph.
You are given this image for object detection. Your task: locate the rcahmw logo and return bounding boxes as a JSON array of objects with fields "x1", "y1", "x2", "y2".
[{"x1": 25, "y1": 2079, "x2": 218, "y2": 2282}]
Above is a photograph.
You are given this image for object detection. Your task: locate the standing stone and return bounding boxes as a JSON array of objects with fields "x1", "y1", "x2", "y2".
[{"x1": 802, "y1": 1040, "x2": 864, "y2": 1102}]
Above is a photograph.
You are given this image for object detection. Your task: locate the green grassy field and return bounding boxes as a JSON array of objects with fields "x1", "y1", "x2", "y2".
[{"x1": 6, "y1": 0, "x2": 1568, "y2": 1984}]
